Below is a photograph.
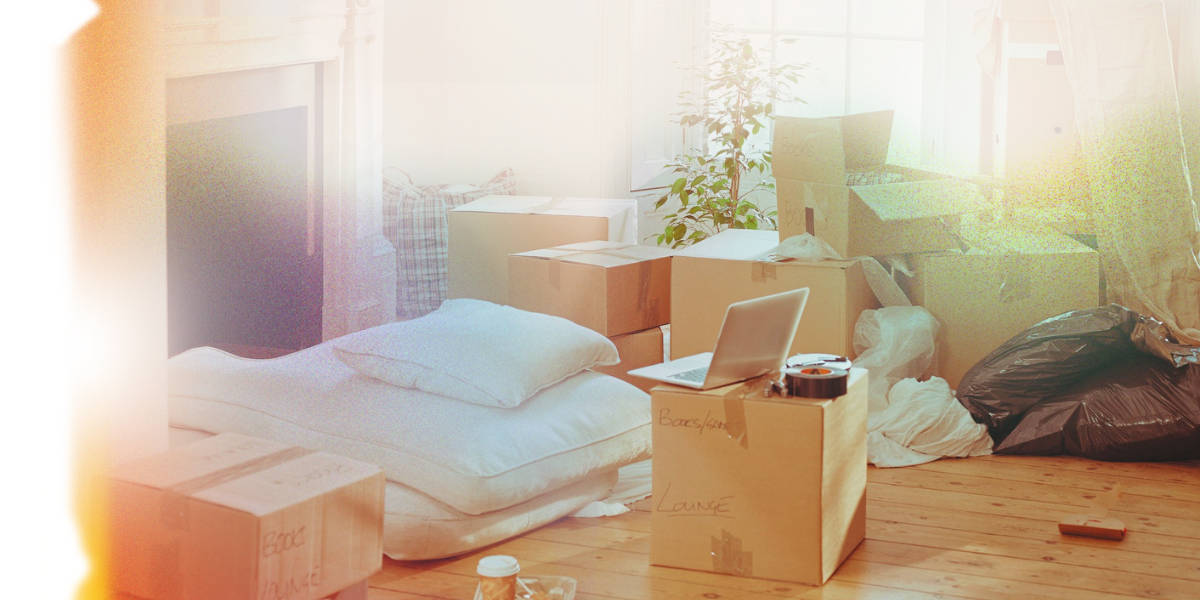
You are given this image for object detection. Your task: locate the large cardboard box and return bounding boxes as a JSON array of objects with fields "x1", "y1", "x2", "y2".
[
  {"x1": 108, "y1": 433, "x2": 385, "y2": 600},
  {"x1": 900, "y1": 223, "x2": 1099, "y2": 389},
  {"x1": 773, "y1": 110, "x2": 994, "y2": 257},
  {"x1": 591, "y1": 326, "x2": 666, "y2": 393},
  {"x1": 671, "y1": 230, "x2": 878, "y2": 360},
  {"x1": 509, "y1": 241, "x2": 672, "y2": 336},
  {"x1": 447, "y1": 196, "x2": 638, "y2": 305},
  {"x1": 650, "y1": 368, "x2": 868, "y2": 585}
]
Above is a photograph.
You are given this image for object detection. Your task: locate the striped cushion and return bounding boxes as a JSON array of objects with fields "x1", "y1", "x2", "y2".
[{"x1": 382, "y1": 169, "x2": 516, "y2": 319}]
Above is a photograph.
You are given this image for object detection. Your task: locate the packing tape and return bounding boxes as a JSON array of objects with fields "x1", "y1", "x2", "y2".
[
  {"x1": 720, "y1": 372, "x2": 780, "y2": 449},
  {"x1": 784, "y1": 366, "x2": 849, "y2": 399},
  {"x1": 543, "y1": 245, "x2": 663, "y2": 321},
  {"x1": 996, "y1": 251, "x2": 1032, "y2": 304},
  {"x1": 160, "y1": 446, "x2": 315, "y2": 530},
  {"x1": 528, "y1": 196, "x2": 566, "y2": 213},
  {"x1": 711, "y1": 529, "x2": 753, "y2": 577},
  {"x1": 750, "y1": 261, "x2": 777, "y2": 283},
  {"x1": 545, "y1": 244, "x2": 634, "y2": 290}
]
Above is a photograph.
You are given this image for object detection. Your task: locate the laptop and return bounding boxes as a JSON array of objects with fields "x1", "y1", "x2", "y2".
[{"x1": 628, "y1": 288, "x2": 809, "y2": 390}]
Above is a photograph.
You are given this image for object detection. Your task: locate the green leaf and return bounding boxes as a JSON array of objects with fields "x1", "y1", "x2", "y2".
[
  {"x1": 670, "y1": 178, "x2": 686, "y2": 194},
  {"x1": 673, "y1": 223, "x2": 687, "y2": 242}
]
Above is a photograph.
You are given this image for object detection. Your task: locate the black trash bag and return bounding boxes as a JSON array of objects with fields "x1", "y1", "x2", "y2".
[
  {"x1": 955, "y1": 305, "x2": 1141, "y2": 436},
  {"x1": 956, "y1": 304, "x2": 1200, "y2": 461},
  {"x1": 993, "y1": 353, "x2": 1200, "y2": 461}
]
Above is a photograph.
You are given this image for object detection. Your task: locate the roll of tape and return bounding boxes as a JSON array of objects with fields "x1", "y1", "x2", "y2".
[{"x1": 784, "y1": 366, "x2": 849, "y2": 399}]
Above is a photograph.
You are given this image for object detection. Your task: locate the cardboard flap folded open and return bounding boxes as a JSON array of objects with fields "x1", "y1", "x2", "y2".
[
  {"x1": 851, "y1": 179, "x2": 991, "y2": 222},
  {"x1": 773, "y1": 111, "x2": 894, "y2": 183}
]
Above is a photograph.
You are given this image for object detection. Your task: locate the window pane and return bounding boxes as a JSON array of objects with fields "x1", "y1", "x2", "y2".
[
  {"x1": 849, "y1": 39, "x2": 923, "y2": 165},
  {"x1": 775, "y1": 36, "x2": 847, "y2": 119},
  {"x1": 777, "y1": 1, "x2": 847, "y2": 34},
  {"x1": 850, "y1": 0, "x2": 924, "y2": 37},
  {"x1": 707, "y1": 0, "x2": 772, "y2": 30}
]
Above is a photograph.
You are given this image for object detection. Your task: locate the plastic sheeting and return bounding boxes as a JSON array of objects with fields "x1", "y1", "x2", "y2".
[
  {"x1": 868, "y1": 377, "x2": 994, "y2": 468},
  {"x1": 855, "y1": 307, "x2": 994, "y2": 467},
  {"x1": 1048, "y1": 0, "x2": 1200, "y2": 344}
]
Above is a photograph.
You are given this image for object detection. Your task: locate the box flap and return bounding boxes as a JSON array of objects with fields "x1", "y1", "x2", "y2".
[
  {"x1": 772, "y1": 116, "x2": 846, "y2": 184},
  {"x1": 452, "y1": 195, "x2": 636, "y2": 218},
  {"x1": 835, "y1": 111, "x2": 894, "y2": 169},
  {"x1": 852, "y1": 179, "x2": 990, "y2": 222},
  {"x1": 773, "y1": 111, "x2": 894, "y2": 183},
  {"x1": 677, "y1": 229, "x2": 780, "y2": 260},
  {"x1": 109, "y1": 432, "x2": 292, "y2": 490}
]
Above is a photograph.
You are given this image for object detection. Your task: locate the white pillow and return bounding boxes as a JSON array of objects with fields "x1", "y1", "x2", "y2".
[
  {"x1": 168, "y1": 343, "x2": 650, "y2": 515},
  {"x1": 330, "y1": 299, "x2": 619, "y2": 408},
  {"x1": 168, "y1": 427, "x2": 618, "y2": 560},
  {"x1": 382, "y1": 469, "x2": 617, "y2": 560}
]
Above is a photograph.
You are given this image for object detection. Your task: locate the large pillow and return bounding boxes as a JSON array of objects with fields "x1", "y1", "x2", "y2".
[
  {"x1": 331, "y1": 299, "x2": 618, "y2": 408},
  {"x1": 168, "y1": 427, "x2": 618, "y2": 560},
  {"x1": 383, "y1": 168, "x2": 516, "y2": 320},
  {"x1": 168, "y1": 343, "x2": 650, "y2": 515},
  {"x1": 381, "y1": 469, "x2": 617, "y2": 560}
]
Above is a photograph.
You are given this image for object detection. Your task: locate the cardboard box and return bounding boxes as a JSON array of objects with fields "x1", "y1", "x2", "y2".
[
  {"x1": 592, "y1": 326, "x2": 666, "y2": 393},
  {"x1": 773, "y1": 110, "x2": 994, "y2": 257},
  {"x1": 508, "y1": 241, "x2": 672, "y2": 336},
  {"x1": 900, "y1": 223, "x2": 1099, "y2": 389},
  {"x1": 650, "y1": 368, "x2": 868, "y2": 585},
  {"x1": 447, "y1": 196, "x2": 638, "y2": 305},
  {"x1": 108, "y1": 433, "x2": 385, "y2": 600},
  {"x1": 671, "y1": 230, "x2": 878, "y2": 360}
]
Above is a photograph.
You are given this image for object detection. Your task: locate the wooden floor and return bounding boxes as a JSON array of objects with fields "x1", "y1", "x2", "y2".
[{"x1": 367, "y1": 454, "x2": 1200, "y2": 600}]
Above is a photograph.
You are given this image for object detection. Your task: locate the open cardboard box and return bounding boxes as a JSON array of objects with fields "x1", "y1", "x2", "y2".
[{"x1": 773, "y1": 110, "x2": 995, "y2": 257}]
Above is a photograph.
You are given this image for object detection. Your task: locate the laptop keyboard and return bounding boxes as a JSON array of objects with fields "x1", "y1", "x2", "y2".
[{"x1": 673, "y1": 366, "x2": 709, "y2": 383}]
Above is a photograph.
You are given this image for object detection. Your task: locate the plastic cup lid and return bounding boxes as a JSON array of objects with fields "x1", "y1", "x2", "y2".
[{"x1": 477, "y1": 555, "x2": 520, "y2": 577}]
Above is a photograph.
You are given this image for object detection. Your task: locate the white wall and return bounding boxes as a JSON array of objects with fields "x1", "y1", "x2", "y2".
[{"x1": 383, "y1": 0, "x2": 630, "y2": 198}]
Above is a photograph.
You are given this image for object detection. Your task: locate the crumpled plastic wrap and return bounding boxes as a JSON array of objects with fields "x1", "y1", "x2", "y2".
[
  {"x1": 853, "y1": 306, "x2": 939, "y2": 413},
  {"x1": 854, "y1": 307, "x2": 994, "y2": 467},
  {"x1": 868, "y1": 377, "x2": 994, "y2": 467},
  {"x1": 957, "y1": 304, "x2": 1200, "y2": 461}
]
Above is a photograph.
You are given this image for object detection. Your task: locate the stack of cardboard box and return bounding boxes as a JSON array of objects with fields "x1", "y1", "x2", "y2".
[{"x1": 669, "y1": 110, "x2": 1098, "y2": 389}]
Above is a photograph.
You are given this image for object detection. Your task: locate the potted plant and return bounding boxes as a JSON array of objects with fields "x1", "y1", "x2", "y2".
[{"x1": 654, "y1": 33, "x2": 806, "y2": 248}]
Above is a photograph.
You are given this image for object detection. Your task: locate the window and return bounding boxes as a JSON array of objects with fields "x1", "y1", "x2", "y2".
[
  {"x1": 707, "y1": 0, "x2": 939, "y2": 168},
  {"x1": 629, "y1": 0, "x2": 982, "y2": 192}
]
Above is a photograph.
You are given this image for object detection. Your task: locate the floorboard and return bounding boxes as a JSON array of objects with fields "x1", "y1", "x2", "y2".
[{"x1": 370, "y1": 455, "x2": 1200, "y2": 600}]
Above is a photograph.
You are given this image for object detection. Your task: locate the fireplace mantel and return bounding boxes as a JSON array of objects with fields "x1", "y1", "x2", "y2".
[{"x1": 165, "y1": 0, "x2": 396, "y2": 340}]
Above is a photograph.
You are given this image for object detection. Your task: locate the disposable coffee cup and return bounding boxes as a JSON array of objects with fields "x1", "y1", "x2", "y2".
[{"x1": 477, "y1": 555, "x2": 521, "y2": 600}]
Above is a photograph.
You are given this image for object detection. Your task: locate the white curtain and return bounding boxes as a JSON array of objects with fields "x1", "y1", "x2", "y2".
[{"x1": 1048, "y1": 0, "x2": 1200, "y2": 344}]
